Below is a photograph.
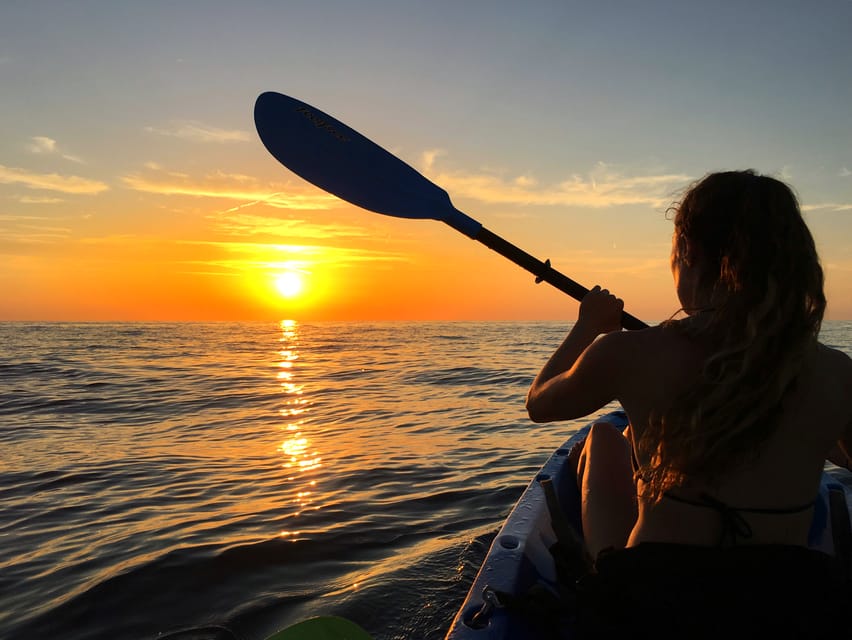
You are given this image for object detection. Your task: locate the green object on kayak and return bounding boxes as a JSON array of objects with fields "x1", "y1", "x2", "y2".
[{"x1": 266, "y1": 616, "x2": 373, "y2": 640}]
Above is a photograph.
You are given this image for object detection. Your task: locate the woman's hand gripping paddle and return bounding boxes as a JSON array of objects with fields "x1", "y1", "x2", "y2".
[{"x1": 254, "y1": 91, "x2": 647, "y2": 330}]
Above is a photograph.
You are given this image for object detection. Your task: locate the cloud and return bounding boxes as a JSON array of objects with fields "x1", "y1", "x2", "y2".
[
  {"x1": 841, "y1": 167, "x2": 851, "y2": 178},
  {"x1": 0, "y1": 165, "x2": 108, "y2": 194},
  {"x1": 208, "y1": 211, "x2": 372, "y2": 240},
  {"x1": 421, "y1": 149, "x2": 445, "y2": 172},
  {"x1": 555, "y1": 250, "x2": 670, "y2": 277},
  {"x1": 0, "y1": 214, "x2": 53, "y2": 221},
  {"x1": 15, "y1": 195, "x2": 65, "y2": 204},
  {"x1": 26, "y1": 136, "x2": 84, "y2": 163},
  {"x1": 178, "y1": 241, "x2": 408, "y2": 273},
  {"x1": 28, "y1": 136, "x2": 57, "y2": 154},
  {"x1": 145, "y1": 121, "x2": 251, "y2": 143},
  {"x1": 0, "y1": 229, "x2": 72, "y2": 245},
  {"x1": 121, "y1": 168, "x2": 338, "y2": 210},
  {"x1": 801, "y1": 202, "x2": 852, "y2": 213},
  {"x1": 0, "y1": 213, "x2": 72, "y2": 246},
  {"x1": 514, "y1": 175, "x2": 539, "y2": 188},
  {"x1": 421, "y1": 158, "x2": 690, "y2": 209}
]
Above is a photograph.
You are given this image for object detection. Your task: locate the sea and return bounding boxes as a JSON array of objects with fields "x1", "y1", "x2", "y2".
[{"x1": 2, "y1": 321, "x2": 851, "y2": 640}]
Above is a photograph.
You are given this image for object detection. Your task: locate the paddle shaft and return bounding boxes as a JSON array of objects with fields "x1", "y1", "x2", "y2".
[{"x1": 467, "y1": 224, "x2": 648, "y2": 330}]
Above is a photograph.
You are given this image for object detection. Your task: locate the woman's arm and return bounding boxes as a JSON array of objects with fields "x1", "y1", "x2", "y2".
[{"x1": 526, "y1": 287, "x2": 625, "y2": 423}]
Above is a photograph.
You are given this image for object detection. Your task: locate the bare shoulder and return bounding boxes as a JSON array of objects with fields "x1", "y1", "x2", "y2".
[
  {"x1": 592, "y1": 323, "x2": 702, "y2": 392},
  {"x1": 585, "y1": 324, "x2": 664, "y2": 363},
  {"x1": 816, "y1": 340, "x2": 852, "y2": 362},
  {"x1": 596, "y1": 322, "x2": 701, "y2": 363},
  {"x1": 816, "y1": 342, "x2": 852, "y2": 402},
  {"x1": 596, "y1": 323, "x2": 677, "y2": 347},
  {"x1": 815, "y1": 341, "x2": 852, "y2": 381},
  {"x1": 807, "y1": 342, "x2": 852, "y2": 438}
]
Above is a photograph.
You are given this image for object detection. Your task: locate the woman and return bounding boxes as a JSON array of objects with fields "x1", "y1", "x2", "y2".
[{"x1": 525, "y1": 170, "x2": 851, "y2": 636}]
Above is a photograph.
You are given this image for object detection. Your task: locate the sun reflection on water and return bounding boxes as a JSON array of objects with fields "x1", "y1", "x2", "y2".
[{"x1": 276, "y1": 320, "x2": 322, "y2": 538}]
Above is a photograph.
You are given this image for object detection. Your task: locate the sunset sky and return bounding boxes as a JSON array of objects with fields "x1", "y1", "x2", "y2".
[{"x1": 2, "y1": 1, "x2": 850, "y2": 322}]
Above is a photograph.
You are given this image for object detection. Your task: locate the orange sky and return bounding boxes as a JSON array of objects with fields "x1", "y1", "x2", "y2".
[
  {"x1": 2, "y1": 3, "x2": 850, "y2": 322},
  {"x1": 0, "y1": 194, "x2": 679, "y2": 323},
  {"x1": 3, "y1": 166, "x2": 848, "y2": 322}
]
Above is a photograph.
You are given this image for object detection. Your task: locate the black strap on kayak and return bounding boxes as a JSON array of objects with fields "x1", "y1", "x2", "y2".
[
  {"x1": 465, "y1": 586, "x2": 502, "y2": 629},
  {"x1": 466, "y1": 583, "x2": 567, "y2": 638},
  {"x1": 828, "y1": 485, "x2": 852, "y2": 583},
  {"x1": 540, "y1": 477, "x2": 594, "y2": 578}
]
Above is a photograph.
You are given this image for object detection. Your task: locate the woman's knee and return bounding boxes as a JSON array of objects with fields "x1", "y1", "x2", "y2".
[
  {"x1": 577, "y1": 421, "x2": 633, "y2": 482},
  {"x1": 585, "y1": 421, "x2": 631, "y2": 459}
]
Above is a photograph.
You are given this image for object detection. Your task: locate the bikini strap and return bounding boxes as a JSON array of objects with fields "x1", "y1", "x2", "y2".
[
  {"x1": 664, "y1": 492, "x2": 753, "y2": 546},
  {"x1": 662, "y1": 491, "x2": 816, "y2": 547}
]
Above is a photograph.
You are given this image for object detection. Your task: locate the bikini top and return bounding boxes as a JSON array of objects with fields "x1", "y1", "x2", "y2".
[
  {"x1": 630, "y1": 442, "x2": 816, "y2": 546},
  {"x1": 661, "y1": 490, "x2": 816, "y2": 547}
]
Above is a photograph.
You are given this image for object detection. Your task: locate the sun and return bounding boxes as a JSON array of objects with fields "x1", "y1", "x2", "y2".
[{"x1": 274, "y1": 271, "x2": 304, "y2": 298}]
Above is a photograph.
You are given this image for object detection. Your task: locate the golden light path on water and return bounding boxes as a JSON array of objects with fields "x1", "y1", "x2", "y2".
[
  {"x1": 267, "y1": 319, "x2": 473, "y2": 600},
  {"x1": 276, "y1": 319, "x2": 318, "y2": 541}
]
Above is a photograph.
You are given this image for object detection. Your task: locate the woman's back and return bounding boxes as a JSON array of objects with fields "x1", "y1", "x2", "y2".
[{"x1": 614, "y1": 324, "x2": 852, "y2": 547}]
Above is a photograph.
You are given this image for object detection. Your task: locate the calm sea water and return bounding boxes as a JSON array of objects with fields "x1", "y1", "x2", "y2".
[{"x1": 2, "y1": 321, "x2": 851, "y2": 640}]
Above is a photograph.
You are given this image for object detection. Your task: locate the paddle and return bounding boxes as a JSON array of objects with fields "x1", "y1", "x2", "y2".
[
  {"x1": 254, "y1": 91, "x2": 647, "y2": 330},
  {"x1": 265, "y1": 616, "x2": 373, "y2": 640}
]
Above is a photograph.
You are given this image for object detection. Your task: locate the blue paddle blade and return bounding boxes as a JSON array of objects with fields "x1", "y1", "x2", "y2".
[
  {"x1": 254, "y1": 91, "x2": 482, "y2": 238},
  {"x1": 265, "y1": 616, "x2": 373, "y2": 640}
]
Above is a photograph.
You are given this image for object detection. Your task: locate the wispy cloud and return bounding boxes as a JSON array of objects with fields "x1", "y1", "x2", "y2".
[
  {"x1": 420, "y1": 155, "x2": 689, "y2": 209},
  {"x1": 0, "y1": 229, "x2": 72, "y2": 245},
  {"x1": 178, "y1": 240, "x2": 408, "y2": 273},
  {"x1": 0, "y1": 214, "x2": 73, "y2": 246},
  {"x1": 0, "y1": 214, "x2": 54, "y2": 222},
  {"x1": 14, "y1": 195, "x2": 65, "y2": 204},
  {"x1": 26, "y1": 136, "x2": 84, "y2": 163},
  {"x1": 554, "y1": 250, "x2": 671, "y2": 277},
  {"x1": 27, "y1": 136, "x2": 58, "y2": 154},
  {"x1": 145, "y1": 121, "x2": 251, "y2": 143},
  {"x1": 840, "y1": 167, "x2": 851, "y2": 178},
  {"x1": 0, "y1": 165, "x2": 108, "y2": 194},
  {"x1": 209, "y1": 211, "x2": 372, "y2": 240},
  {"x1": 802, "y1": 202, "x2": 852, "y2": 213},
  {"x1": 121, "y1": 167, "x2": 338, "y2": 210},
  {"x1": 421, "y1": 149, "x2": 445, "y2": 172}
]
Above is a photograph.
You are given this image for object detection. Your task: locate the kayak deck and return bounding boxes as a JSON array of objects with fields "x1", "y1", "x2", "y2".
[{"x1": 445, "y1": 410, "x2": 851, "y2": 639}]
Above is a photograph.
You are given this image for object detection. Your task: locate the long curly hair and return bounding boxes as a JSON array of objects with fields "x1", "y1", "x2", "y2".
[{"x1": 637, "y1": 170, "x2": 826, "y2": 501}]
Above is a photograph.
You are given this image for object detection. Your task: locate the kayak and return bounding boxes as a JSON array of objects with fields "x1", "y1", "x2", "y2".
[{"x1": 444, "y1": 410, "x2": 852, "y2": 639}]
